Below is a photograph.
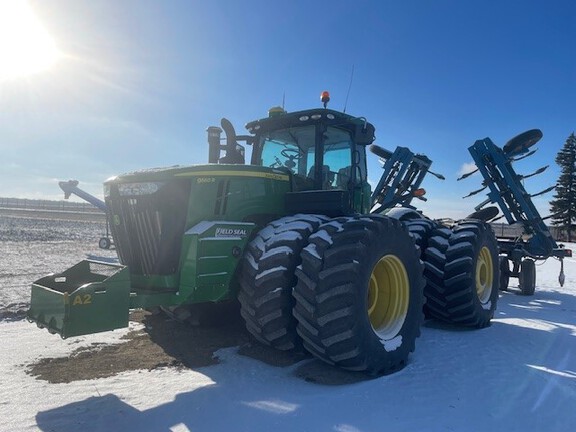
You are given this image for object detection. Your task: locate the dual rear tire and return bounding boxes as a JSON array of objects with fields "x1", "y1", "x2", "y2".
[
  {"x1": 239, "y1": 214, "x2": 426, "y2": 375},
  {"x1": 239, "y1": 215, "x2": 499, "y2": 373},
  {"x1": 423, "y1": 220, "x2": 499, "y2": 328},
  {"x1": 238, "y1": 214, "x2": 327, "y2": 350},
  {"x1": 293, "y1": 215, "x2": 425, "y2": 374}
]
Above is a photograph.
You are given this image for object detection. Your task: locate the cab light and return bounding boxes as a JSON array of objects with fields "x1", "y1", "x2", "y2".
[
  {"x1": 321, "y1": 91, "x2": 330, "y2": 108},
  {"x1": 413, "y1": 188, "x2": 426, "y2": 197}
]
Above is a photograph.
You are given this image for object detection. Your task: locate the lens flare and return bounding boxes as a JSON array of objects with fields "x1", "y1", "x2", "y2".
[{"x1": 0, "y1": 0, "x2": 60, "y2": 80}]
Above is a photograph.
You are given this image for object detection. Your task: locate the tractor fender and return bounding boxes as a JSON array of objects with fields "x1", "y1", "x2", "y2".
[{"x1": 386, "y1": 207, "x2": 425, "y2": 221}]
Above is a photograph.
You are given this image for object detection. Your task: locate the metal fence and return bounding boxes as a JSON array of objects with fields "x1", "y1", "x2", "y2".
[
  {"x1": 0, "y1": 197, "x2": 102, "y2": 214},
  {"x1": 490, "y1": 222, "x2": 565, "y2": 242},
  {"x1": 0, "y1": 198, "x2": 568, "y2": 241}
]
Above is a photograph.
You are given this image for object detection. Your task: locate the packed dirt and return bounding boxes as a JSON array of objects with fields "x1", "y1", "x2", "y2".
[
  {"x1": 26, "y1": 308, "x2": 315, "y2": 383},
  {"x1": 2, "y1": 211, "x2": 370, "y2": 386}
]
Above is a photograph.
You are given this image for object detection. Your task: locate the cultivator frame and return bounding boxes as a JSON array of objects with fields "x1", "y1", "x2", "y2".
[
  {"x1": 369, "y1": 145, "x2": 445, "y2": 212},
  {"x1": 461, "y1": 129, "x2": 571, "y2": 294}
]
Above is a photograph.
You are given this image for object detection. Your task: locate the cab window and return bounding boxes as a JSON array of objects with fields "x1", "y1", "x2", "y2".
[
  {"x1": 320, "y1": 127, "x2": 353, "y2": 190},
  {"x1": 259, "y1": 126, "x2": 315, "y2": 177},
  {"x1": 257, "y1": 124, "x2": 354, "y2": 191}
]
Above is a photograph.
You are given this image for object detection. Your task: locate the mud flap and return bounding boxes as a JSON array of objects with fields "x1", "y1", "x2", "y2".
[{"x1": 27, "y1": 260, "x2": 130, "y2": 338}]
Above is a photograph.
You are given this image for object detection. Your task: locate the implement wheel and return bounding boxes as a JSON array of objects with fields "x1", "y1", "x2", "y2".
[
  {"x1": 423, "y1": 220, "x2": 499, "y2": 328},
  {"x1": 293, "y1": 215, "x2": 425, "y2": 375},
  {"x1": 503, "y1": 129, "x2": 542, "y2": 157},
  {"x1": 499, "y1": 256, "x2": 510, "y2": 291},
  {"x1": 519, "y1": 259, "x2": 536, "y2": 296},
  {"x1": 238, "y1": 214, "x2": 327, "y2": 350},
  {"x1": 98, "y1": 237, "x2": 111, "y2": 249}
]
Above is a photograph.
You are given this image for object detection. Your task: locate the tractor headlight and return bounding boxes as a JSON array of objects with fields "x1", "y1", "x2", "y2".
[{"x1": 118, "y1": 182, "x2": 164, "y2": 196}]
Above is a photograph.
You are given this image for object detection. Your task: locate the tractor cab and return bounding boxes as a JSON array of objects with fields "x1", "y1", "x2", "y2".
[
  {"x1": 250, "y1": 109, "x2": 368, "y2": 189},
  {"x1": 248, "y1": 107, "x2": 375, "y2": 214},
  {"x1": 209, "y1": 97, "x2": 376, "y2": 215}
]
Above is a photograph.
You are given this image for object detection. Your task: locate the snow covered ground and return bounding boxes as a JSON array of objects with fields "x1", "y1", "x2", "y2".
[
  {"x1": 0, "y1": 214, "x2": 115, "y2": 317},
  {"x1": 1, "y1": 215, "x2": 575, "y2": 431}
]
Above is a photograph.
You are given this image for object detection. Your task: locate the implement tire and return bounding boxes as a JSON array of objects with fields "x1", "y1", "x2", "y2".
[
  {"x1": 499, "y1": 256, "x2": 510, "y2": 291},
  {"x1": 423, "y1": 220, "x2": 499, "y2": 328},
  {"x1": 238, "y1": 214, "x2": 327, "y2": 350},
  {"x1": 293, "y1": 215, "x2": 425, "y2": 375},
  {"x1": 519, "y1": 259, "x2": 536, "y2": 296}
]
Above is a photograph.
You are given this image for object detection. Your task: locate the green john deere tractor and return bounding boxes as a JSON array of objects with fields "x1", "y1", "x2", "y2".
[{"x1": 28, "y1": 94, "x2": 499, "y2": 375}]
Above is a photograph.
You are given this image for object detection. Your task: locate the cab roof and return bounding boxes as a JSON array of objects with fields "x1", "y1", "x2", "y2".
[{"x1": 245, "y1": 108, "x2": 374, "y2": 137}]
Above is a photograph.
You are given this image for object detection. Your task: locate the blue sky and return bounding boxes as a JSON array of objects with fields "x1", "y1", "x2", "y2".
[{"x1": 1, "y1": 0, "x2": 574, "y2": 219}]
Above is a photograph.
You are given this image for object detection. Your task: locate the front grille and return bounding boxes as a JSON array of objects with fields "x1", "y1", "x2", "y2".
[{"x1": 107, "y1": 180, "x2": 190, "y2": 276}]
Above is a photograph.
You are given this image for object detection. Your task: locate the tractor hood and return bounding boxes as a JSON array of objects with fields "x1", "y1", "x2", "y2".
[{"x1": 104, "y1": 164, "x2": 290, "y2": 188}]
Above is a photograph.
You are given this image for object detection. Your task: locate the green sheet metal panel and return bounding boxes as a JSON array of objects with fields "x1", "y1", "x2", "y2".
[
  {"x1": 179, "y1": 221, "x2": 256, "y2": 303},
  {"x1": 27, "y1": 260, "x2": 131, "y2": 338}
]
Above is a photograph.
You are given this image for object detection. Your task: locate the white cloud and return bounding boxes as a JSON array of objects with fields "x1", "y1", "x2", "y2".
[{"x1": 458, "y1": 162, "x2": 478, "y2": 177}]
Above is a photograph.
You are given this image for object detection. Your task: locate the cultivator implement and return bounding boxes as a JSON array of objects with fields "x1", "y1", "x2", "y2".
[
  {"x1": 370, "y1": 144, "x2": 445, "y2": 212},
  {"x1": 460, "y1": 129, "x2": 571, "y2": 294}
]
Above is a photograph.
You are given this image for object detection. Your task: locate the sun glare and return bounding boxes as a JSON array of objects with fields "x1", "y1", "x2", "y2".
[{"x1": 0, "y1": 0, "x2": 60, "y2": 81}]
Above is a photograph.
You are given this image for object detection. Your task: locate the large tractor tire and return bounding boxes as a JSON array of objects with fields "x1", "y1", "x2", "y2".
[
  {"x1": 391, "y1": 213, "x2": 439, "y2": 320},
  {"x1": 423, "y1": 220, "x2": 499, "y2": 328},
  {"x1": 293, "y1": 215, "x2": 425, "y2": 375},
  {"x1": 238, "y1": 214, "x2": 328, "y2": 350},
  {"x1": 387, "y1": 209, "x2": 437, "y2": 253},
  {"x1": 519, "y1": 259, "x2": 536, "y2": 296},
  {"x1": 403, "y1": 218, "x2": 438, "y2": 254}
]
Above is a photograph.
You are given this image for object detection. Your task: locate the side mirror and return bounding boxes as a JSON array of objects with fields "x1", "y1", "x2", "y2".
[{"x1": 355, "y1": 122, "x2": 375, "y2": 145}]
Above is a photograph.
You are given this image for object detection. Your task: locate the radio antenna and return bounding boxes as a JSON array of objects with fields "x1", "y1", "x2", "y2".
[
  {"x1": 282, "y1": 92, "x2": 285, "y2": 110},
  {"x1": 343, "y1": 64, "x2": 355, "y2": 113}
]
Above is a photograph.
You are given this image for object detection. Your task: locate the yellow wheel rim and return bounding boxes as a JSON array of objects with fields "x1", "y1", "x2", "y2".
[
  {"x1": 367, "y1": 255, "x2": 410, "y2": 339},
  {"x1": 476, "y1": 246, "x2": 494, "y2": 303}
]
